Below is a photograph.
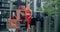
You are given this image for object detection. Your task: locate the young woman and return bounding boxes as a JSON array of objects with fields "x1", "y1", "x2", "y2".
[{"x1": 16, "y1": 1, "x2": 32, "y2": 32}]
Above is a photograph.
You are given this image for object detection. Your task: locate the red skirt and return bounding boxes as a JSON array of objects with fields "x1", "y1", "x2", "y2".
[{"x1": 25, "y1": 16, "x2": 31, "y2": 29}]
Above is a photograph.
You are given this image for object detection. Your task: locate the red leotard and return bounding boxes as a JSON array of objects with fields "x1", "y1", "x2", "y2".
[{"x1": 25, "y1": 9, "x2": 32, "y2": 29}]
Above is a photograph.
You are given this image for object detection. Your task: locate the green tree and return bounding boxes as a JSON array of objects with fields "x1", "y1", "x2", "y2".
[
  {"x1": 57, "y1": 0, "x2": 60, "y2": 15},
  {"x1": 43, "y1": 0, "x2": 58, "y2": 16},
  {"x1": 44, "y1": 0, "x2": 60, "y2": 32}
]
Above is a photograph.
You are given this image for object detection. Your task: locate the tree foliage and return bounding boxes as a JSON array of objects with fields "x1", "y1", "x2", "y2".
[
  {"x1": 57, "y1": 0, "x2": 60, "y2": 15},
  {"x1": 43, "y1": 0, "x2": 58, "y2": 16}
]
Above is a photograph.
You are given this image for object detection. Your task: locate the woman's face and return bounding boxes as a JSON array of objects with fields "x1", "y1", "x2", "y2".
[{"x1": 18, "y1": 6, "x2": 20, "y2": 9}]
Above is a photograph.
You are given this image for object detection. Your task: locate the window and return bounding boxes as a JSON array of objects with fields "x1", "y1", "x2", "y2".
[
  {"x1": 36, "y1": 12, "x2": 40, "y2": 18},
  {"x1": 5, "y1": 4, "x2": 9, "y2": 7},
  {"x1": 2, "y1": 18, "x2": 8, "y2": 22},
  {"x1": 2, "y1": 3, "x2": 5, "y2": 7},
  {"x1": 0, "y1": 11, "x2": 2, "y2": 18},
  {"x1": 2, "y1": 10, "x2": 10, "y2": 18},
  {"x1": 27, "y1": 0, "x2": 30, "y2": 2},
  {"x1": 0, "y1": 0, "x2": 2, "y2": 2},
  {"x1": 0, "y1": 22, "x2": 7, "y2": 31},
  {"x1": 0, "y1": 2, "x2": 2, "y2": 7},
  {"x1": 2, "y1": 3, "x2": 9, "y2": 7},
  {"x1": 36, "y1": 0, "x2": 41, "y2": 11},
  {"x1": 21, "y1": 0, "x2": 26, "y2": 2},
  {"x1": 2, "y1": 0, "x2": 5, "y2": 2},
  {"x1": 2, "y1": 0, "x2": 8, "y2": 2},
  {"x1": 0, "y1": 11, "x2": 1, "y2": 15}
]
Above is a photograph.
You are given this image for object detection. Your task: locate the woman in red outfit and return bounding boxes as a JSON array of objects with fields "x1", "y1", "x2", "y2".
[{"x1": 16, "y1": 1, "x2": 32, "y2": 32}]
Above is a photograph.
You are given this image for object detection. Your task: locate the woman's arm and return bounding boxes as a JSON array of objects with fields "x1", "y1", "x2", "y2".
[
  {"x1": 30, "y1": 9, "x2": 32, "y2": 16},
  {"x1": 21, "y1": 1, "x2": 32, "y2": 12},
  {"x1": 26, "y1": 1, "x2": 32, "y2": 9},
  {"x1": 16, "y1": 9, "x2": 25, "y2": 17},
  {"x1": 14, "y1": 15, "x2": 22, "y2": 22}
]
